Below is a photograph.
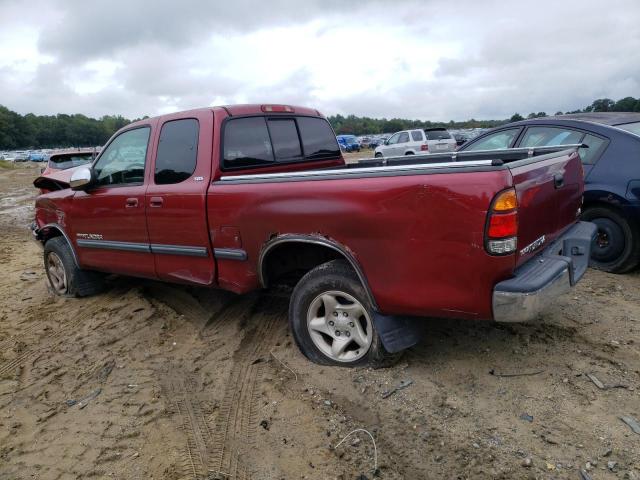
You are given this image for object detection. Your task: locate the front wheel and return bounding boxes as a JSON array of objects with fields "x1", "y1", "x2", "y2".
[
  {"x1": 44, "y1": 237, "x2": 104, "y2": 297},
  {"x1": 582, "y1": 206, "x2": 640, "y2": 273},
  {"x1": 289, "y1": 260, "x2": 399, "y2": 367},
  {"x1": 374, "y1": 152, "x2": 383, "y2": 158}
]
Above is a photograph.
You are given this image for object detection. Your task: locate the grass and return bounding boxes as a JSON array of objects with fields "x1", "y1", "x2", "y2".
[{"x1": 0, "y1": 160, "x2": 16, "y2": 169}]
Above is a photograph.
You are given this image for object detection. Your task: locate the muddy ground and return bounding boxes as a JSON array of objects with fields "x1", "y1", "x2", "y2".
[{"x1": 0, "y1": 163, "x2": 639, "y2": 480}]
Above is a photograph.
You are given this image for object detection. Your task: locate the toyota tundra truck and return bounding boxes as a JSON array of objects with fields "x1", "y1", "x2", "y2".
[{"x1": 32, "y1": 104, "x2": 596, "y2": 367}]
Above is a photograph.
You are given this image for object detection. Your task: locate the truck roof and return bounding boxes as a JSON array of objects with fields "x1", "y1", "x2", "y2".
[{"x1": 125, "y1": 104, "x2": 324, "y2": 130}]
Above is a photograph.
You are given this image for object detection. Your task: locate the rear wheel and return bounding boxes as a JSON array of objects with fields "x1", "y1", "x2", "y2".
[
  {"x1": 289, "y1": 260, "x2": 398, "y2": 368},
  {"x1": 44, "y1": 237, "x2": 104, "y2": 297},
  {"x1": 582, "y1": 206, "x2": 640, "y2": 273}
]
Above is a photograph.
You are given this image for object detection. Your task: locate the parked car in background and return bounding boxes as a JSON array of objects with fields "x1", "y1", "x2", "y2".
[
  {"x1": 336, "y1": 134, "x2": 360, "y2": 152},
  {"x1": 368, "y1": 138, "x2": 384, "y2": 149},
  {"x1": 14, "y1": 152, "x2": 29, "y2": 162},
  {"x1": 453, "y1": 133, "x2": 470, "y2": 147},
  {"x1": 28, "y1": 151, "x2": 46, "y2": 162},
  {"x1": 40, "y1": 150, "x2": 97, "y2": 176},
  {"x1": 374, "y1": 128, "x2": 456, "y2": 158},
  {"x1": 459, "y1": 112, "x2": 640, "y2": 273}
]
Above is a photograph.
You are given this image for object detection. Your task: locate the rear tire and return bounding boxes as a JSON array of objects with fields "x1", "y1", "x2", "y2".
[
  {"x1": 582, "y1": 206, "x2": 640, "y2": 273},
  {"x1": 44, "y1": 237, "x2": 104, "y2": 297},
  {"x1": 289, "y1": 260, "x2": 399, "y2": 368}
]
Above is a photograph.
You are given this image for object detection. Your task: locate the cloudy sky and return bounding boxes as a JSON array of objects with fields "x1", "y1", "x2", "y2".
[{"x1": 1, "y1": 0, "x2": 638, "y2": 121}]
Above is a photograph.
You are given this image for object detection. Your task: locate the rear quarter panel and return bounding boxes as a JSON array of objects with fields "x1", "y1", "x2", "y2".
[{"x1": 207, "y1": 169, "x2": 515, "y2": 319}]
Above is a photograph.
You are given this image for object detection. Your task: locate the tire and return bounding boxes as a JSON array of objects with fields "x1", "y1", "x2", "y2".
[
  {"x1": 374, "y1": 152, "x2": 383, "y2": 158},
  {"x1": 289, "y1": 259, "x2": 399, "y2": 368},
  {"x1": 582, "y1": 206, "x2": 640, "y2": 273},
  {"x1": 44, "y1": 237, "x2": 104, "y2": 297},
  {"x1": 404, "y1": 151, "x2": 414, "y2": 155}
]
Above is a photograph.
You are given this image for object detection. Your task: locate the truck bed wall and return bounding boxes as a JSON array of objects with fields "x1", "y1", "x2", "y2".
[{"x1": 207, "y1": 168, "x2": 516, "y2": 320}]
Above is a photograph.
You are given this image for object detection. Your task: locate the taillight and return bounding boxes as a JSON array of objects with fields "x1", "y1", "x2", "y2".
[
  {"x1": 486, "y1": 188, "x2": 518, "y2": 255},
  {"x1": 420, "y1": 144, "x2": 429, "y2": 151}
]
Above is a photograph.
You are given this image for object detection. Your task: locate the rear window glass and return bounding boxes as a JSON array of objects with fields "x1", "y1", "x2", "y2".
[
  {"x1": 616, "y1": 122, "x2": 640, "y2": 136},
  {"x1": 411, "y1": 131, "x2": 423, "y2": 141},
  {"x1": 267, "y1": 119, "x2": 302, "y2": 160},
  {"x1": 155, "y1": 118, "x2": 199, "y2": 184},
  {"x1": 223, "y1": 117, "x2": 275, "y2": 168},
  {"x1": 425, "y1": 129, "x2": 452, "y2": 140},
  {"x1": 297, "y1": 117, "x2": 340, "y2": 158}
]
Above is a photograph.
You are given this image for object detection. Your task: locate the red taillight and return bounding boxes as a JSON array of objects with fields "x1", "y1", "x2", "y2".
[
  {"x1": 420, "y1": 144, "x2": 429, "y2": 151},
  {"x1": 486, "y1": 188, "x2": 518, "y2": 255},
  {"x1": 261, "y1": 105, "x2": 294, "y2": 113},
  {"x1": 488, "y1": 211, "x2": 518, "y2": 238}
]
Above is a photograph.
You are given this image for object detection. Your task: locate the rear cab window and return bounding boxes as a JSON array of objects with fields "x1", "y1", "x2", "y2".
[{"x1": 223, "y1": 116, "x2": 339, "y2": 170}]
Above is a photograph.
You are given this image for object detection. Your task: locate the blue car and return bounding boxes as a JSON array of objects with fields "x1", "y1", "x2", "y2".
[
  {"x1": 336, "y1": 135, "x2": 360, "y2": 152},
  {"x1": 459, "y1": 113, "x2": 640, "y2": 273},
  {"x1": 28, "y1": 152, "x2": 46, "y2": 162}
]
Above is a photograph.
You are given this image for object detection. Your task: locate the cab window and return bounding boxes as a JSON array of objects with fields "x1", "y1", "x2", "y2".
[
  {"x1": 466, "y1": 128, "x2": 520, "y2": 151},
  {"x1": 93, "y1": 127, "x2": 150, "y2": 187}
]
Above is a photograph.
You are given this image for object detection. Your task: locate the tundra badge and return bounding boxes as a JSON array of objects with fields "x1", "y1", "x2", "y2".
[{"x1": 520, "y1": 235, "x2": 545, "y2": 255}]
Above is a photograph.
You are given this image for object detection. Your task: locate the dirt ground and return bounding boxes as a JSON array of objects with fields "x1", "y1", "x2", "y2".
[{"x1": 1, "y1": 163, "x2": 639, "y2": 480}]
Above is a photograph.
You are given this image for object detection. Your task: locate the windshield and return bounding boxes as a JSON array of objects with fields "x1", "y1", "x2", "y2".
[
  {"x1": 615, "y1": 122, "x2": 640, "y2": 136},
  {"x1": 425, "y1": 130, "x2": 452, "y2": 140}
]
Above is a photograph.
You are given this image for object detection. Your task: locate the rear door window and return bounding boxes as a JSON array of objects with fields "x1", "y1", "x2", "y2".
[
  {"x1": 520, "y1": 126, "x2": 584, "y2": 148},
  {"x1": 154, "y1": 118, "x2": 199, "y2": 184},
  {"x1": 579, "y1": 134, "x2": 607, "y2": 165},
  {"x1": 465, "y1": 128, "x2": 520, "y2": 151}
]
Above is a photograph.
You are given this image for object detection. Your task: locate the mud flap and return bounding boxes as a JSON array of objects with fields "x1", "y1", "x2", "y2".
[{"x1": 372, "y1": 312, "x2": 426, "y2": 353}]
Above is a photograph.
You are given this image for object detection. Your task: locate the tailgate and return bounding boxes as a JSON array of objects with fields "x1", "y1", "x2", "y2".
[{"x1": 508, "y1": 149, "x2": 584, "y2": 267}]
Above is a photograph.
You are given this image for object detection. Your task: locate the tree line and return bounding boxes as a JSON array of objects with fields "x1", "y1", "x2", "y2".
[{"x1": 1, "y1": 96, "x2": 639, "y2": 149}]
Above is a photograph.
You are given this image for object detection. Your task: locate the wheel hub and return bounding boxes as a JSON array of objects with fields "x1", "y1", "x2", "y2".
[
  {"x1": 46, "y1": 252, "x2": 67, "y2": 294},
  {"x1": 306, "y1": 290, "x2": 373, "y2": 362}
]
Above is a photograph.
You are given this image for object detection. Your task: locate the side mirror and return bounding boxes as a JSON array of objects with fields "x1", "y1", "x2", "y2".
[{"x1": 70, "y1": 166, "x2": 93, "y2": 191}]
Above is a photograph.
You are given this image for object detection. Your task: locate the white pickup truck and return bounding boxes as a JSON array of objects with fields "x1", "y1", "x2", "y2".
[{"x1": 374, "y1": 127, "x2": 457, "y2": 157}]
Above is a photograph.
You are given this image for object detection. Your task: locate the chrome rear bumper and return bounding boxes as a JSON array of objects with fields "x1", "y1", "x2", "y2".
[{"x1": 492, "y1": 221, "x2": 597, "y2": 323}]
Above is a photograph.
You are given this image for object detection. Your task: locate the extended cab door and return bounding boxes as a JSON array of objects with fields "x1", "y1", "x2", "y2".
[
  {"x1": 71, "y1": 125, "x2": 156, "y2": 278},
  {"x1": 145, "y1": 111, "x2": 216, "y2": 285}
]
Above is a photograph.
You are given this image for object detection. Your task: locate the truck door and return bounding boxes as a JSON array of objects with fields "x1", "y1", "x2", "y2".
[
  {"x1": 145, "y1": 111, "x2": 216, "y2": 285},
  {"x1": 71, "y1": 125, "x2": 156, "y2": 278}
]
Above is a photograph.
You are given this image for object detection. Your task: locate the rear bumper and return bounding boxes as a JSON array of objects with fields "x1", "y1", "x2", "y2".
[{"x1": 492, "y1": 221, "x2": 597, "y2": 322}]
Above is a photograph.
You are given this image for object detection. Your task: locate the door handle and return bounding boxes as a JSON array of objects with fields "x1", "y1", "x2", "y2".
[
  {"x1": 554, "y1": 173, "x2": 564, "y2": 189},
  {"x1": 149, "y1": 196, "x2": 164, "y2": 207},
  {"x1": 125, "y1": 198, "x2": 138, "y2": 208}
]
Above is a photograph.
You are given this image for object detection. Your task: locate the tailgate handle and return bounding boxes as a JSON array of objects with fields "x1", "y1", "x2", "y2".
[{"x1": 553, "y1": 173, "x2": 564, "y2": 189}]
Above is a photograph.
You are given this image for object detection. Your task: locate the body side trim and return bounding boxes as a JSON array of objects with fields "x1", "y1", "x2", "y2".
[
  {"x1": 258, "y1": 235, "x2": 379, "y2": 310},
  {"x1": 76, "y1": 239, "x2": 151, "y2": 253},
  {"x1": 213, "y1": 248, "x2": 248, "y2": 261},
  {"x1": 151, "y1": 244, "x2": 209, "y2": 257}
]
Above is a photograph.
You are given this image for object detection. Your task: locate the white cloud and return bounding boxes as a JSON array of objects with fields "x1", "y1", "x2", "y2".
[{"x1": 0, "y1": 0, "x2": 638, "y2": 120}]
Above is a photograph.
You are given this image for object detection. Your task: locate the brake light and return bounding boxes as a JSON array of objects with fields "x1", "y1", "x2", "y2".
[
  {"x1": 486, "y1": 188, "x2": 518, "y2": 255},
  {"x1": 261, "y1": 105, "x2": 294, "y2": 113},
  {"x1": 420, "y1": 144, "x2": 429, "y2": 151}
]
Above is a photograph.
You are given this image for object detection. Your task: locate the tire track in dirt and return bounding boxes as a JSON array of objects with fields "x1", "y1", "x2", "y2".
[
  {"x1": 0, "y1": 291, "x2": 122, "y2": 378},
  {"x1": 157, "y1": 293, "x2": 286, "y2": 480}
]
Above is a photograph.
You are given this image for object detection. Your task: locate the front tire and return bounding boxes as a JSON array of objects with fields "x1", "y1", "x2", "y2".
[
  {"x1": 374, "y1": 152, "x2": 383, "y2": 158},
  {"x1": 289, "y1": 260, "x2": 398, "y2": 368},
  {"x1": 44, "y1": 237, "x2": 104, "y2": 297},
  {"x1": 582, "y1": 206, "x2": 640, "y2": 273}
]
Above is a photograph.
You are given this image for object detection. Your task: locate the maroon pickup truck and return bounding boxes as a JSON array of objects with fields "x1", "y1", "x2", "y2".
[{"x1": 33, "y1": 104, "x2": 596, "y2": 367}]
